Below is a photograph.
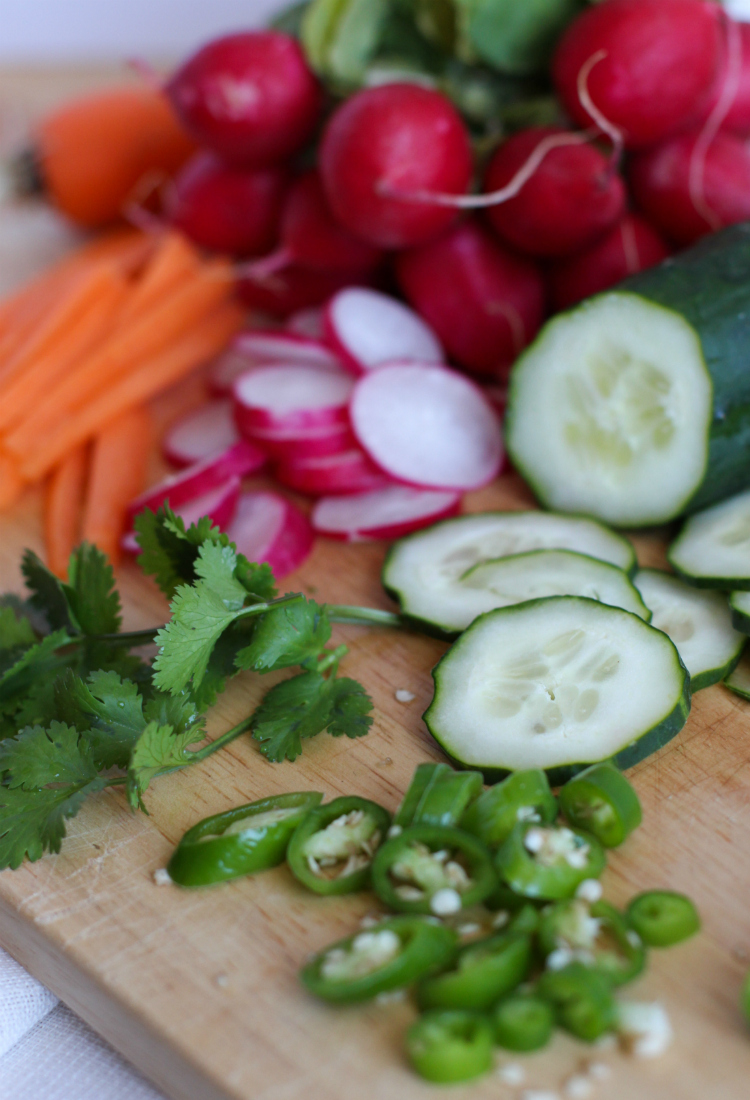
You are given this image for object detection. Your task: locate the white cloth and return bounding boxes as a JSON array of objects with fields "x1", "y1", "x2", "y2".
[{"x1": 0, "y1": 947, "x2": 166, "y2": 1099}]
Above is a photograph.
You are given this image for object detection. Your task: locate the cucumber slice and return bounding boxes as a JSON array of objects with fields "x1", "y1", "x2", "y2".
[
  {"x1": 725, "y1": 650, "x2": 750, "y2": 701},
  {"x1": 730, "y1": 591, "x2": 750, "y2": 634},
  {"x1": 634, "y1": 569, "x2": 744, "y2": 690},
  {"x1": 423, "y1": 596, "x2": 690, "y2": 784},
  {"x1": 383, "y1": 512, "x2": 637, "y2": 636},
  {"x1": 669, "y1": 488, "x2": 750, "y2": 590}
]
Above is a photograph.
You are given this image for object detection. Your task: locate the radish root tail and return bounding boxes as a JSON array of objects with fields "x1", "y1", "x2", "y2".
[
  {"x1": 235, "y1": 247, "x2": 293, "y2": 283},
  {"x1": 576, "y1": 49, "x2": 624, "y2": 169}
]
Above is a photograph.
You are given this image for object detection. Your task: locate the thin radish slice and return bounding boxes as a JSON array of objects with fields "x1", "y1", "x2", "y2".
[
  {"x1": 122, "y1": 477, "x2": 241, "y2": 553},
  {"x1": 163, "y1": 400, "x2": 242, "y2": 467},
  {"x1": 233, "y1": 364, "x2": 354, "y2": 436},
  {"x1": 227, "y1": 490, "x2": 314, "y2": 577},
  {"x1": 350, "y1": 362, "x2": 503, "y2": 490},
  {"x1": 126, "y1": 441, "x2": 262, "y2": 527},
  {"x1": 234, "y1": 330, "x2": 345, "y2": 369},
  {"x1": 312, "y1": 485, "x2": 461, "y2": 541},
  {"x1": 276, "y1": 446, "x2": 391, "y2": 496},
  {"x1": 287, "y1": 307, "x2": 325, "y2": 338},
  {"x1": 242, "y1": 422, "x2": 357, "y2": 460},
  {"x1": 324, "y1": 287, "x2": 444, "y2": 373}
]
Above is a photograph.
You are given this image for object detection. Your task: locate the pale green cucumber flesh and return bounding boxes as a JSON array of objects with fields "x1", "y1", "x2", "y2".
[
  {"x1": 423, "y1": 596, "x2": 690, "y2": 785},
  {"x1": 382, "y1": 511, "x2": 637, "y2": 637},
  {"x1": 634, "y1": 569, "x2": 744, "y2": 691},
  {"x1": 730, "y1": 591, "x2": 750, "y2": 634},
  {"x1": 669, "y1": 488, "x2": 750, "y2": 590}
]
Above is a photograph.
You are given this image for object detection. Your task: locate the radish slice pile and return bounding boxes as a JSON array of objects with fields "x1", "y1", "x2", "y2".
[
  {"x1": 163, "y1": 400, "x2": 241, "y2": 467},
  {"x1": 350, "y1": 362, "x2": 503, "y2": 490},
  {"x1": 312, "y1": 486, "x2": 461, "y2": 541},
  {"x1": 276, "y1": 446, "x2": 388, "y2": 496},
  {"x1": 234, "y1": 365, "x2": 354, "y2": 437},
  {"x1": 121, "y1": 477, "x2": 241, "y2": 555},
  {"x1": 227, "y1": 490, "x2": 314, "y2": 576},
  {"x1": 324, "y1": 287, "x2": 445, "y2": 372}
]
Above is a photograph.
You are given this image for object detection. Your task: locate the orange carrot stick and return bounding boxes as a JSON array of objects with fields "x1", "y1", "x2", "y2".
[
  {"x1": 117, "y1": 230, "x2": 200, "y2": 326},
  {"x1": 5, "y1": 257, "x2": 235, "y2": 455},
  {"x1": 0, "y1": 453, "x2": 25, "y2": 512},
  {"x1": 81, "y1": 406, "x2": 152, "y2": 566},
  {"x1": 44, "y1": 447, "x2": 87, "y2": 579},
  {"x1": 19, "y1": 302, "x2": 243, "y2": 482},
  {"x1": 0, "y1": 268, "x2": 129, "y2": 433}
]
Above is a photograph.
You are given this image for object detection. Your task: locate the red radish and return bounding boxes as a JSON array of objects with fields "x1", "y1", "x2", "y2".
[
  {"x1": 312, "y1": 485, "x2": 461, "y2": 541},
  {"x1": 233, "y1": 364, "x2": 354, "y2": 439},
  {"x1": 699, "y1": 19, "x2": 750, "y2": 137},
  {"x1": 227, "y1": 490, "x2": 314, "y2": 577},
  {"x1": 165, "y1": 151, "x2": 287, "y2": 257},
  {"x1": 163, "y1": 400, "x2": 240, "y2": 467},
  {"x1": 483, "y1": 127, "x2": 626, "y2": 258},
  {"x1": 324, "y1": 287, "x2": 444, "y2": 373},
  {"x1": 552, "y1": 0, "x2": 723, "y2": 149},
  {"x1": 629, "y1": 128, "x2": 750, "y2": 244},
  {"x1": 122, "y1": 477, "x2": 241, "y2": 553},
  {"x1": 210, "y1": 330, "x2": 344, "y2": 395},
  {"x1": 243, "y1": 422, "x2": 357, "y2": 461},
  {"x1": 237, "y1": 263, "x2": 355, "y2": 319},
  {"x1": 395, "y1": 220, "x2": 545, "y2": 379},
  {"x1": 126, "y1": 440, "x2": 263, "y2": 527},
  {"x1": 549, "y1": 213, "x2": 670, "y2": 310},
  {"x1": 275, "y1": 447, "x2": 390, "y2": 497},
  {"x1": 350, "y1": 361, "x2": 503, "y2": 491},
  {"x1": 319, "y1": 83, "x2": 473, "y2": 249},
  {"x1": 287, "y1": 307, "x2": 324, "y2": 339},
  {"x1": 241, "y1": 171, "x2": 383, "y2": 279},
  {"x1": 166, "y1": 33, "x2": 321, "y2": 166}
]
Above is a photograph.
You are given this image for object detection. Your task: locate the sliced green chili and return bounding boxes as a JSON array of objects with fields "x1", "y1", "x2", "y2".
[
  {"x1": 416, "y1": 931, "x2": 532, "y2": 1011},
  {"x1": 287, "y1": 796, "x2": 391, "y2": 895},
  {"x1": 507, "y1": 903, "x2": 541, "y2": 936},
  {"x1": 539, "y1": 962, "x2": 617, "y2": 1042},
  {"x1": 558, "y1": 763, "x2": 642, "y2": 848},
  {"x1": 461, "y1": 769, "x2": 557, "y2": 849},
  {"x1": 626, "y1": 890, "x2": 700, "y2": 947},
  {"x1": 497, "y1": 822, "x2": 606, "y2": 901},
  {"x1": 493, "y1": 993, "x2": 554, "y2": 1052},
  {"x1": 395, "y1": 762, "x2": 483, "y2": 828},
  {"x1": 538, "y1": 899, "x2": 645, "y2": 986},
  {"x1": 371, "y1": 823, "x2": 498, "y2": 915},
  {"x1": 406, "y1": 1010, "x2": 494, "y2": 1084},
  {"x1": 167, "y1": 792, "x2": 323, "y2": 887},
  {"x1": 300, "y1": 916, "x2": 457, "y2": 1004}
]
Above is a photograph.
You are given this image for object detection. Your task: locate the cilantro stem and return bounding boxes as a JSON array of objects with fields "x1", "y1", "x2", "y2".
[
  {"x1": 326, "y1": 605, "x2": 411, "y2": 630},
  {"x1": 187, "y1": 715, "x2": 254, "y2": 763},
  {"x1": 89, "y1": 627, "x2": 159, "y2": 647},
  {"x1": 316, "y1": 643, "x2": 348, "y2": 675},
  {"x1": 106, "y1": 776, "x2": 128, "y2": 787}
]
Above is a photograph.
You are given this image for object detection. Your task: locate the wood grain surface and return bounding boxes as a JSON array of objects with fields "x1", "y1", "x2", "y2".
[{"x1": 1, "y1": 69, "x2": 750, "y2": 1100}]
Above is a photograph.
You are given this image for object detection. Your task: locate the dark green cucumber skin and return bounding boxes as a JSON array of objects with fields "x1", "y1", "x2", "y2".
[
  {"x1": 667, "y1": 559, "x2": 750, "y2": 593},
  {"x1": 731, "y1": 603, "x2": 750, "y2": 635},
  {"x1": 618, "y1": 223, "x2": 750, "y2": 514},
  {"x1": 691, "y1": 650, "x2": 743, "y2": 693}
]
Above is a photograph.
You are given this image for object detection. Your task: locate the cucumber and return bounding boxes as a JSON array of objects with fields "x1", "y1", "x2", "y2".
[
  {"x1": 730, "y1": 591, "x2": 750, "y2": 634},
  {"x1": 506, "y1": 225, "x2": 750, "y2": 527},
  {"x1": 668, "y1": 488, "x2": 750, "y2": 590},
  {"x1": 423, "y1": 596, "x2": 690, "y2": 784},
  {"x1": 725, "y1": 650, "x2": 750, "y2": 701},
  {"x1": 634, "y1": 569, "x2": 744, "y2": 691},
  {"x1": 382, "y1": 511, "x2": 637, "y2": 636}
]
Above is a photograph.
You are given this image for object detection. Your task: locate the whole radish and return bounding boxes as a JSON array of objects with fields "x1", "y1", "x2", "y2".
[
  {"x1": 483, "y1": 126, "x2": 626, "y2": 257},
  {"x1": 240, "y1": 170, "x2": 383, "y2": 279},
  {"x1": 166, "y1": 151, "x2": 287, "y2": 256},
  {"x1": 319, "y1": 83, "x2": 473, "y2": 249},
  {"x1": 236, "y1": 263, "x2": 355, "y2": 318},
  {"x1": 697, "y1": 19, "x2": 750, "y2": 137},
  {"x1": 552, "y1": 0, "x2": 723, "y2": 149},
  {"x1": 629, "y1": 129, "x2": 750, "y2": 245},
  {"x1": 396, "y1": 219, "x2": 545, "y2": 379},
  {"x1": 548, "y1": 213, "x2": 670, "y2": 311},
  {"x1": 166, "y1": 32, "x2": 322, "y2": 166}
]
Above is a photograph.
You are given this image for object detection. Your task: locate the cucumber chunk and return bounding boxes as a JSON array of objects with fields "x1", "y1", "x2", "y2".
[
  {"x1": 725, "y1": 650, "x2": 750, "y2": 701},
  {"x1": 634, "y1": 569, "x2": 744, "y2": 690},
  {"x1": 669, "y1": 488, "x2": 750, "y2": 590},
  {"x1": 730, "y1": 591, "x2": 750, "y2": 634},
  {"x1": 423, "y1": 596, "x2": 690, "y2": 784},
  {"x1": 383, "y1": 512, "x2": 637, "y2": 636},
  {"x1": 506, "y1": 292, "x2": 712, "y2": 527}
]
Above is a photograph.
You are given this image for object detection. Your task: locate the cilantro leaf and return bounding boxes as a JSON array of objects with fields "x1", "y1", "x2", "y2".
[
  {"x1": 143, "y1": 689, "x2": 204, "y2": 737},
  {"x1": 0, "y1": 778, "x2": 109, "y2": 869},
  {"x1": 0, "y1": 721, "x2": 98, "y2": 788},
  {"x1": 21, "y1": 550, "x2": 76, "y2": 633},
  {"x1": 251, "y1": 671, "x2": 373, "y2": 763},
  {"x1": 0, "y1": 606, "x2": 35, "y2": 651},
  {"x1": 235, "y1": 560, "x2": 277, "y2": 603},
  {"x1": 236, "y1": 599, "x2": 331, "y2": 672},
  {"x1": 65, "y1": 544, "x2": 121, "y2": 636},
  {"x1": 127, "y1": 721, "x2": 204, "y2": 810},
  {"x1": 0, "y1": 594, "x2": 49, "y2": 637},
  {"x1": 0, "y1": 630, "x2": 73, "y2": 715},
  {"x1": 70, "y1": 671, "x2": 147, "y2": 770}
]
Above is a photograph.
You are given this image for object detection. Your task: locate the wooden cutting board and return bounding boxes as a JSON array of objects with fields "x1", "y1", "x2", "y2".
[{"x1": 1, "y1": 67, "x2": 750, "y2": 1100}]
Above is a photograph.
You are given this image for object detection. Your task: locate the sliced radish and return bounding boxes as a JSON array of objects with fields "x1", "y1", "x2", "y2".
[
  {"x1": 241, "y1": 422, "x2": 357, "y2": 460},
  {"x1": 324, "y1": 287, "x2": 444, "y2": 373},
  {"x1": 312, "y1": 485, "x2": 461, "y2": 541},
  {"x1": 210, "y1": 330, "x2": 343, "y2": 394},
  {"x1": 233, "y1": 364, "x2": 354, "y2": 437},
  {"x1": 286, "y1": 307, "x2": 325, "y2": 338},
  {"x1": 275, "y1": 446, "x2": 390, "y2": 496},
  {"x1": 122, "y1": 476, "x2": 241, "y2": 553},
  {"x1": 227, "y1": 490, "x2": 314, "y2": 577},
  {"x1": 350, "y1": 361, "x2": 503, "y2": 490},
  {"x1": 126, "y1": 441, "x2": 262, "y2": 528},
  {"x1": 163, "y1": 400, "x2": 242, "y2": 467}
]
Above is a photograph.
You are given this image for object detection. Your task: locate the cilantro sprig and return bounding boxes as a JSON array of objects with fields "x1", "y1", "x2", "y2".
[{"x1": 0, "y1": 507, "x2": 413, "y2": 870}]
